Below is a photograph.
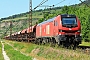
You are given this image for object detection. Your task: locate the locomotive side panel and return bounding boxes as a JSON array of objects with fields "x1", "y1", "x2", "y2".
[
  {"x1": 45, "y1": 22, "x2": 53, "y2": 37},
  {"x1": 41, "y1": 24, "x2": 45, "y2": 37},
  {"x1": 53, "y1": 15, "x2": 61, "y2": 37},
  {"x1": 36, "y1": 25, "x2": 41, "y2": 38}
]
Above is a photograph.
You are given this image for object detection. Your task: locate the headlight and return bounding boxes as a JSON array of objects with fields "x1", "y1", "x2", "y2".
[
  {"x1": 77, "y1": 30, "x2": 81, "y2": 32},
  {"x1": 59, "y1": 30, "x2": 62, "y2": 32},
  {"x1": 59, "y1": 33, "x2": 61, "y2": 35}
]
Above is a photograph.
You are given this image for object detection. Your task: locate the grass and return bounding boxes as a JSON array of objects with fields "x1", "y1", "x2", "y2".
[
  {"x1": 13, "y1": 43, "x2": 24, "y2": 50},
  {"x1": 12, "y1": 41, "x2": 36, "y2": 53},
  {"x1": 79, "y1": 41, "x2": 90, "y2": 46},
  {"x1": 6, "y1": 41, "x2": 38, "y2": 56},
  {"x1": 25, "y1": 44, "x2": 35, "y2": 53},
  {"x1": 4, "y1": 43, "x2": 32, "y2": 60},
  {"x1": 4, "y1": 40, "x2": 90, "y2": 60},
  {"x1": 0, "y1": 41, "x2": 4, "y2": 60},
  {"x1": 36, "y1": 46, "x2": 90, "y2": 60},
  {"x1": 5, "y1": 40, "x2": 47, "y2": 60}
]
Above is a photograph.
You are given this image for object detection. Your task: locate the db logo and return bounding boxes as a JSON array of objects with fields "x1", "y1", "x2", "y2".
[{"x1": 69, "y1": 28, "x2": 72, "y2": 30}]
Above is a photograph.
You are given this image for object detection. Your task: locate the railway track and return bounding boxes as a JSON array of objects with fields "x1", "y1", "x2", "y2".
[
  {"x1": 78, "y1": 45, "x2": 90, "y2": 49},
  {"x1": 77, "y1": 45, "x2": 90, "y2": 54}
]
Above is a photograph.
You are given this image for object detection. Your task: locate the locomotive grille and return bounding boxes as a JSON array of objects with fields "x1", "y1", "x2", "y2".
[
  {"x1": 62, "y1": 30, "x2": 77, "y2": 33},
  {"x1": 62, "y1": 25, "x2": 78, "y2": 28}
]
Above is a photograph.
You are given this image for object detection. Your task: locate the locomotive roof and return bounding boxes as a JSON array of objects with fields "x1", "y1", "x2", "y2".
[
  {"x1": 37, "y1": 14, "x2": 76, "y2": 26},
  {"x1": 37, "y1": 17, "x2": 56, "y2": 26},
  {"x1": 61, "y1": 14, "x2": 76, "y2": 17}
]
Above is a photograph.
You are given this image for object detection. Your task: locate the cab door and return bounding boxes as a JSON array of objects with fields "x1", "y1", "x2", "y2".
[{"x1": 53, "y1": 20, "x2": 58, "y2": 36}]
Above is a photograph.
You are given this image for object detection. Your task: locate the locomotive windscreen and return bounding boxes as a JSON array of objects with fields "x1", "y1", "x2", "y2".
[
  {"x1": 62, "y1": 18, "x2": 77, "y2": 25},
  {"x1": 61, "y1": 17, "x2": 77, "y2": 28}
]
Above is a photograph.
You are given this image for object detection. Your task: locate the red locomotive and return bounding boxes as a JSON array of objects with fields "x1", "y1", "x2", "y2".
[
  {"x1": 36, "y1": 14, "x2": 82, "y2": 49},
  {"x1": 5, "y1": 14, "x2": 82, "y2": 49}
]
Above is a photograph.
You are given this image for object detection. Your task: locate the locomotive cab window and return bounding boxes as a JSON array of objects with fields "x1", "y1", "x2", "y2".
[
  {"x1": 54, "y1": 21, "x2": 58, "y2": 26},
  {"x1": 62, "y1": 17, "x2": 77, "y2": 27}
]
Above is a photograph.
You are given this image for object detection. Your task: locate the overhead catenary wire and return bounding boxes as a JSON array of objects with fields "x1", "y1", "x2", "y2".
[
  {"x1": 53, "y1": 0, "x2": 65, "y2": 7},
  {"x1": 40, "y1": 0, "x2": 66, "y2": 8},
  {"x1": 39, "y1": 0, "x2": 66, "y2": 13},
  {"x1": 37, "y1": 0, "x2": 66, "y2": 19},
  {"x1": 34, "y1": 0, "x2": 48, "y2": 10},
  {"x1": 79, "y1": 0, "x2": 90, "y2": 8},
  {"x1": 41, "y1": 0, "x2": 65, "y2": 7}
]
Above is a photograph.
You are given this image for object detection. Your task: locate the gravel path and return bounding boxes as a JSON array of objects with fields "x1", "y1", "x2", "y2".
[{"x1": 1, "y1": 41, "x2": 10, "y2": 60}]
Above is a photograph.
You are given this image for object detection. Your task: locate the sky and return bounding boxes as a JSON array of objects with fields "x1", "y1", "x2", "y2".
[{"x1": 0, "y1": 0, "x2": 85, "y2": 19}]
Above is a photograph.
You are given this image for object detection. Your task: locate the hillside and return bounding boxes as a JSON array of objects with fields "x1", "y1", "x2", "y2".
[{"x1": 0, "y1": 0, "x2": 90, "y2": 42}]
